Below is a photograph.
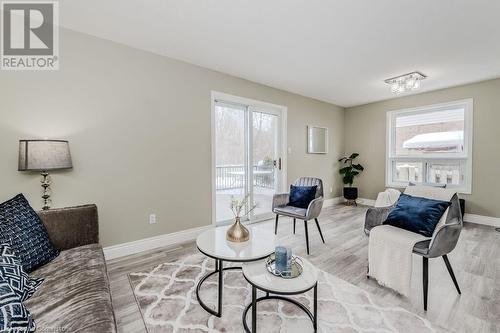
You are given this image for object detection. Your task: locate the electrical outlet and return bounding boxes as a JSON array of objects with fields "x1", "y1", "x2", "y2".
[{"x1": 149, "y1": 214, "x2": 156, "y2": 224}]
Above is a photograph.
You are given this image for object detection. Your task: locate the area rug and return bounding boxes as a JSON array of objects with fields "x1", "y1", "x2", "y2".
[{"x1": 128, "y1": 252, "x2": 445, "y2": 333}]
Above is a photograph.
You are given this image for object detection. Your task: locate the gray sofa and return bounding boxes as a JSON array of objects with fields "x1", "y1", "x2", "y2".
[{"x1": 24, "y1": 204, "x2": 117, "y2": 333}]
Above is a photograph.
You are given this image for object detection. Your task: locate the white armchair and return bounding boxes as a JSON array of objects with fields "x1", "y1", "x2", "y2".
[{"x1": 365, "y1": 186, "x2": 463, "y2": 310}]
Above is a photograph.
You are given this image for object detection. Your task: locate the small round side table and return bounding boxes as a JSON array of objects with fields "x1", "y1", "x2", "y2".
[
  {"x1": 196, "y1": 226, "x2": 276, "y2": 317},
  {"x1": 241, "y1": 257, "x2": 319, "y2": 332}
]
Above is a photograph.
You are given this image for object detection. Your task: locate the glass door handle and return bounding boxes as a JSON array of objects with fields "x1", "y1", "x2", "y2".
[{"x1": 274, "y1": 158, "x2": 282, "y2": 170}]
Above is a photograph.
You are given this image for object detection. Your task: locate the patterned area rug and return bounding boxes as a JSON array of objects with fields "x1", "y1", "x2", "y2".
[{"x1": 128, "y1": 252, "x2": 445, "y2": 333}]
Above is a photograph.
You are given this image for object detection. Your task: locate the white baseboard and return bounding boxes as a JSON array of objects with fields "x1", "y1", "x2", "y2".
[
  {"x1": 356, "y1": 198, "x2": 376, "y2": 206},
  {"x1": 464, "y1": 213, "x2": 500, "y2": 228},
  {"x1": 323, "y1": 196, "x2": 344, "y2": 207},
  {"x1": 103, "y1": 225, "x2": 212, "y2": 260},
  {"x1": 324, "y1": 197, "x2": 376, "y2": 207}
]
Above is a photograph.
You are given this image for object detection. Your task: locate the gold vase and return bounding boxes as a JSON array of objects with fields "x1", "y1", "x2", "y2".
[{"x1": 226, "y1": 217, "x2": 250, "y2": 242}]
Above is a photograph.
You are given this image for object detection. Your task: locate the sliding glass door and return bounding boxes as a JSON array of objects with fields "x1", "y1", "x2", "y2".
[
  {"x1": 251, "y1": 109, "x2": 280, "y2": 219},
  {"x1": 214, "y1": 99, "x2": 284, "y2": 225},
  {"x1": 214, "y1": 102, "x2": 247, "y2": 223}
]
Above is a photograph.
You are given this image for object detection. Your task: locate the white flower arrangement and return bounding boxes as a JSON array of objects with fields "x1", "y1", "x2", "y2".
[{"x1": 229, "y1": 194, "x2": 258, "y2": 218}]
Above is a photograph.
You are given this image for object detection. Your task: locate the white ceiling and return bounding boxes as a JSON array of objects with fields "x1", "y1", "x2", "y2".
[{"x1": 60, "y1": 0, "x2": 500, "y2": 107}]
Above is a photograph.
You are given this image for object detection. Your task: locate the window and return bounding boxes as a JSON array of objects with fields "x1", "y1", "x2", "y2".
[{"x1": 386, "y1": 99, "x2": 473, "y2": 193}]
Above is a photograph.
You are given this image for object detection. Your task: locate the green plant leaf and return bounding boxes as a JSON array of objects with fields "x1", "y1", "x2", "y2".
[
  {"x1": 339, "y1": 166, "x2": 351, "y2": 175},
  {"x1": 352, "y1": 164, "x2": 364, "y2": 171},
  {"x1": 349, "y1": 153, "x2": 359, "y2": 159},
  {"x1": 351, "y1": 171, "x2": 360, "y2": 176},
  {"x1": 338, "y1": 157, "x2": 347, "y2": 162}
]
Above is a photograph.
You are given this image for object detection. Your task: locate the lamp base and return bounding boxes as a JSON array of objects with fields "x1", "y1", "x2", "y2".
[{"x1": 41, "y1": 171, "x2": 51, "y2": 210}]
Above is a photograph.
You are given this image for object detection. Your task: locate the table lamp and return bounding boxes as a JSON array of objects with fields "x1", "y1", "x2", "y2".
[{"x1": 18, "y1": 139, "x2": 73, "y2": 210}]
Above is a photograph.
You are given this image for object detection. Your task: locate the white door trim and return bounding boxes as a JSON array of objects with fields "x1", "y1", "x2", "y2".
[{"x1": 210, "y1": 91, "x2": 287, "y2": 226}]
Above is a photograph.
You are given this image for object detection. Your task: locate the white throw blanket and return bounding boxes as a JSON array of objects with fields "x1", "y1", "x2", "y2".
[
  {"x1": 374, "y1": 188, "x2": 401, "y2": 208},
  {"x1": 368, "y1": 225, "x2": 429, "y2": 296}
]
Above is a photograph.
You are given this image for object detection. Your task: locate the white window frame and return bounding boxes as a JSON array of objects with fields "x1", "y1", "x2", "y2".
[{"x1": 386, "y1": 98, "x2": 473, "y2": 194}]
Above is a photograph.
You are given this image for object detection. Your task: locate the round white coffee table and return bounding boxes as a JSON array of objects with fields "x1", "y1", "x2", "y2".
[
  {"x1": 196, "y1": 225, "x2": 276, "y2": 317},
  {"x1": 241, "y1": 257, "x2": 318, "y2": 332}
]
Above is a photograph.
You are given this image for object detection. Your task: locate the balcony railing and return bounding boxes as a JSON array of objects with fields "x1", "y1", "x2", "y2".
[
  {"x1": 396, "y1": 165, "x2": 460, "y2": 185},
  {"x1": 215, "y1": 164, "x2": 274, "y2": 190}
]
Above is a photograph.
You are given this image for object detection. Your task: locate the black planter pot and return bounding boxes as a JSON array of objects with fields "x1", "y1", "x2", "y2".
[{"x1": 343, "y1": 187, "x2": 358, "y2": 200}]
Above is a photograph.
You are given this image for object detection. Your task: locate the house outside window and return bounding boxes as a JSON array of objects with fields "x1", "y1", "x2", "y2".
[{"x1": 386, "y1": 99, "x2": 473, "y2": 193}]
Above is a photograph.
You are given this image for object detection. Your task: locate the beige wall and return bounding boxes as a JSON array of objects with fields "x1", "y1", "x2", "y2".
[
  {"x1": 345, "y1": 78, "x2": 500, "y2": 217},
  {"x1": 0, "y1": 29, "x2": 345, "y2": 247}
]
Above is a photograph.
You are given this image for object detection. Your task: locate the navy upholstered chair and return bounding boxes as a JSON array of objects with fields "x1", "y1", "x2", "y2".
[{"x1": 272, "y1": 177, "x2": 325, "y2": 255}]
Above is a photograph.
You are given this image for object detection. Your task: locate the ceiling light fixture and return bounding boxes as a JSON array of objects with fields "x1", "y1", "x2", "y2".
[{"x1": 384, "y1": 71, "x2": 426, "y2": 94}]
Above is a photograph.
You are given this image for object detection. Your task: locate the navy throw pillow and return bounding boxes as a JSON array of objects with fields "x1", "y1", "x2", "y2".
[
  {"x1": 289, "y1": 185, "x2": 317, "y2": 209},
  {"x1": 0, "y1": 244, "x2": 43, "y2": 301},
  {"x1": 0, "y1": 194, "x2": 59, "y2": 273},
  {"x1": 0, "y1": 276, "x2": 36, "y2": 332},
  {"x1": 384, "y1": 193, "x2": 451, "y2": 237}
]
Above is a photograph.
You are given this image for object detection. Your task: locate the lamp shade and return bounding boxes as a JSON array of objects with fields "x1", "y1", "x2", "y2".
[{"x1": 18, "y1": 140, "x2": 73, "y2": 171}]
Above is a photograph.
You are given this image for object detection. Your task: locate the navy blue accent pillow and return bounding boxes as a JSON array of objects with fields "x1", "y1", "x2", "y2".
[
  {"x1": 289, "y1": 185, "x2": 317, "y2": 209},
  {"x1": 0, "y1": 244, "x2": 43, "y2": 301},
  {"x1": 384, "y1": 193, "x2": 451, "y2": 237},
  {"x1": 0, "y1": 194, "x2": 59, "y2": 273},
  {"x1": 0, "y1": 276, "x2": 36, "y2": 332}
]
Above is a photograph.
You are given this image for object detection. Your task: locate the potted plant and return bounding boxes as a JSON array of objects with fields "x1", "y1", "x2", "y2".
[{"x1": 338, "y1": 153, "x2": 364, "y2": 203}]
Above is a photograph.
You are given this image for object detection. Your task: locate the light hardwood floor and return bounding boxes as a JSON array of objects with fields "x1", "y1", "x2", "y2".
[{"x1": 107, "y1": 204, "x2": 500, "y2": 333}]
